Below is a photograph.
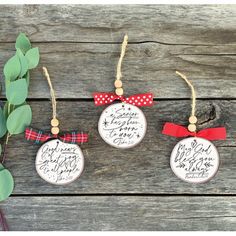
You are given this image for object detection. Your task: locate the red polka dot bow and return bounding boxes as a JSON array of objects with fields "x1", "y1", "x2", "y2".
[{"x1": 93, "y1": 92, "x2": 153, "y2": 106}]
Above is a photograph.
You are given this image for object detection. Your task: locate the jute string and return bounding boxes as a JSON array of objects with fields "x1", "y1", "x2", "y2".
[
  {"x1": 42, "y1": 67, "x2": 57, "y2": 119},
  {"x1": 116, "y1": 34, "x2": 128, "y2": 81},
  {"x1": 176, "y1": 71, "x2": 196, "y2": 118}
]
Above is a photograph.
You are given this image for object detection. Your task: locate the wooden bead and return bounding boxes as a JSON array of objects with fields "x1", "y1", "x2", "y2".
[
  {"x1": 188, "y1": 124, "x2": 197, "y2": 132},
  {"x1": 114, "y1": 80, "x2": 122, "y2": 88},
  {"x1": 115, "y1": 87, "x2": 124, "y2": 96},
  {"x1": 51, "y1": 118, "x2": 59, "y2": 127},
  {"x1": 189, "y1": 116, "x2": 197, "y2": 124},
  {"x1": 51, "y1": 126, "x2": 60, "y2": 135}
]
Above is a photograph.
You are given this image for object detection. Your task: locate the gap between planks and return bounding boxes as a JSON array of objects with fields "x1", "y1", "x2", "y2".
[
  {"x1": 2, "y1": 98, "x2": 236, "y2": 102},
  {"x1": 10, "y1": 193, "x2": 236, "y2": 197},
  {"x1": 2, "y1": 41, "x2": 236, "y2": 48}
]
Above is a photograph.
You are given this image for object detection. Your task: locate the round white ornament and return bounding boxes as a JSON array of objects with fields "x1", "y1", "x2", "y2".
[
  {"x1": 98, "y1": 103, "x2": 147, "y2": 149},
  {"x1": 170, "y1": 137, "x2": 219, "y2": 183},
  {"x1": 35, "y1": 139, "x2": 84, "y2": 185}
]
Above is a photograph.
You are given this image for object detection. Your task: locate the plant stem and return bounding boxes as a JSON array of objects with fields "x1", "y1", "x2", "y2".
[
  {"x1": 5, "y1": 132, "x2": 10, "y2": 145},
  {"x1": 1, "y1": 133, "x2": 11, "y2": 164},
  {"x1": 1, "y1": 101, "x2": 12, "y2": 164},
  {"x1": 7, "y1": 103, "x2": 10, "y2": 115}
]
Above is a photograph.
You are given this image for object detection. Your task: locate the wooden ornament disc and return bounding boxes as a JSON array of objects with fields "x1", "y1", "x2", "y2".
[
  {"x1": 170, "y1": 137, "x2": 219, "y2": 183},
  {"x1": 35, "y1": 139, "x2": 84, "y2": 185},
  {"x1": 98, "y1": 103, "x2": 147, "y2": 149}
]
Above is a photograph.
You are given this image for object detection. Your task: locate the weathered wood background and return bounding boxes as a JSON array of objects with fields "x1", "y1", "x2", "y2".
[{"x1": 0, "y1": 4, "x2": 236, "y2": 231}]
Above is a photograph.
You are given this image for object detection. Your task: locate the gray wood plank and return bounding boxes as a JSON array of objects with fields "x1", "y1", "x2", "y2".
[
  {"x1": 0, "y1": 4, "x2": 235, "y2": 231},
  {"x1": 1, "y1": 43, "x2": 236, "y2": 99},
  {"x1": 2, "y1": 100, "x2": 236, "y2": 195},
  {"x1": 1, "y1": 196, "x2": 236, "y2": 230},
  {"x1": 0, "y1": 5, "x2": 236, "y2": 45}
]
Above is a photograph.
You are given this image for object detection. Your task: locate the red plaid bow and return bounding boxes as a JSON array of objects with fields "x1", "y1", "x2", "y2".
[
  {"x1": 25, "y1": 127, "x2": 88, "y2": 144},
  {"x1": 93, "y1": 92, "x2": 153, "y2": 106}
]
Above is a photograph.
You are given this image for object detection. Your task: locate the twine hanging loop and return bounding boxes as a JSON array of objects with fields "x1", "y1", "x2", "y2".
[
  {"x1": 115, "y1": 34, "x2": 128, "y2": 96},
  {"x1": 176, "y1": 71, "x2": 197, "y2": 132},
  {"x1": 42, "y1": 67, "x2": 60, "y2": 135}
]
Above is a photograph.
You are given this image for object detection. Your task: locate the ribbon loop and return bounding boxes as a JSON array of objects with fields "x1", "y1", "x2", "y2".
[
  {"x1": 162, "y1": 122, "x2": 226, "y2": 141},
  {"x1": 25, "y1": 127, "x2": 88, "y2": 144},
  {"x1": 93, "y1": 92, "x2": 153, "y2": 107}
]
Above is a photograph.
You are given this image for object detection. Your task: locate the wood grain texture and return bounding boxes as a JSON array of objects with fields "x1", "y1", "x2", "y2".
[
  {"x1": 0, "y1": 5, "x2": 236, "y2": 44},
  {"x1": 1, "y1": 43, "x2": 236, "y2": 99},
  {"x1": 2, "y1": 196, "x2": 236, "y2": 231},
  {"x1": 0, "y1": 4, "x2": 236, "y2": 231},
  {"x1": 0, "y1": 100, "x2": 235, "y2": 195}
]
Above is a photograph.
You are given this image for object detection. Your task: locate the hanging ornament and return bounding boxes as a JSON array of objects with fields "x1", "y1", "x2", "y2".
[
  {"x1": 25, "y1": 67, "x2": 88, "y2": 185},
  {"x1": 162, "y1": 71, "x2": 226, "y2": 183},
  {"x1": 94, "y1": 35, "x2": 153, "y2": 149}
]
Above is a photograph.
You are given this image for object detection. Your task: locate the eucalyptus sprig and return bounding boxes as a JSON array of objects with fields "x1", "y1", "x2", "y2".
[
  {"x1": 0, "y1": 33, "x2": 39, "y2": 214},
  {"x1": 1, "y1": 33, "x2": 39, "y2": 150},
  {"x1": 0, "y1": 33, "x2": 40, "y2": 202}
]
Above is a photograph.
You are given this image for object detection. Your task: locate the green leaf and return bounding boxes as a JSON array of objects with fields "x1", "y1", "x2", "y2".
[
  {"x1": 5, "y1": 78, "x2": 10, "y2": 88},
  {"x1": 0, "y1": 163, "x2": 4, "y2": 171},
  {"x1": 6, "y1": 79, "x2": 28, "y2": 105},
  {"x1": 0, "y1": 168, "x2": 14, "y2": 202},
  {"x1": 15, "y1": 33, "x2": 31, "y2": 54},
  {"x1": 3, "y1": 101, "x2": 27, "y2": 119},
  {"x1": 23, "y1": 71, "x2": 30, "y2": 86},
  {"x1": 3, "y1": 102, "x2": 12, "y2": 119},
  {"x1": 0, "y1": 144, "x2": 2, "y2": 157},
  {"x1": 6, "y1": 104, "x2": 32, "y2": 135},
  {"x1": 25, "y1": 47, "x2": 40, "y2": 69},
  {"x1": 3, "y1": 55, "x2": 21, "y2": 81},
  {"x1": 16, "y1": 48, "x2": 28, "y2": 77},
  {"x1": 3, "y1": 102, "x2": 9, "y2": 118},
  {"x1": 0, "y1": 107, "x2": 7, "y2": 138}
]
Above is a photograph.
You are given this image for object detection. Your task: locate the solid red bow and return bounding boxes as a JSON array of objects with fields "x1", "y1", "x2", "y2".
[
  {"x1": 93, "y1": 92, "x2": 153, "y2": 106},
  {"x1": 162, "y1": 122, "x2": 226, "y2": 140}
]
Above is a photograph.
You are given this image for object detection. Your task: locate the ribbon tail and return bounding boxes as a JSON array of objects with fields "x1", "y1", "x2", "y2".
[
  {"x1": 162, "y1": 122, "x2": 191, "y2": 138},
  {"x1": 126, "y1": 93, "x2": 154, "y2": 107},
  {"x1": 93, "y1": 92, "x2": 117, "y2": 106},
  {"x1": 197, "y1": 127, "x2": 227, "y2": 140},
  {"x1": 25, "y1": 127, "x2": 52, "y2": 144},
  {"x1": 59, "y1": 132, "x2": 89, "y2": 144}
]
